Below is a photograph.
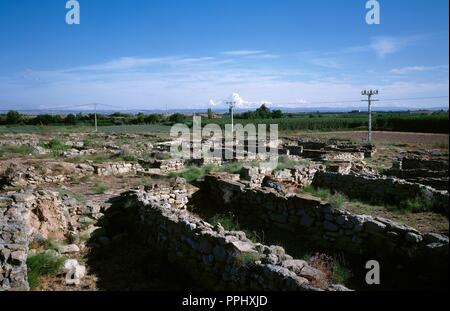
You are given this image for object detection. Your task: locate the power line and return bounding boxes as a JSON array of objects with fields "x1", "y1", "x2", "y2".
[{"x1": 0, "y1": 95, "x2": 448, "y2": 112}]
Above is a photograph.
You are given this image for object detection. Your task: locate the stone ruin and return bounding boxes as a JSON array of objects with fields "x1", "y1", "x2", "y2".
[
  {"x1": 0, "y1": 187, "x2": 106, "y2": 291},
  {"x1": 0, "y1": 175, "x2": 355, "y2": 291},
  {"x1": 0, "y1": 196, "x2": 29, "y2": 291},
  {"x1": 283, "y1": 138, "x2": 376, "y2": 161},
  {"x1": 113, "y1": 180, "x2": 350, "y2": 291},
  {"x1": 201, "y1": 173, "x2": 448, "y2": 287},
  {"x1": 0, "y1": 161, "x2": 144, "y2": 189},
  {"x1": 385, "y1": 151, "x2": 449, "y2": 191}
]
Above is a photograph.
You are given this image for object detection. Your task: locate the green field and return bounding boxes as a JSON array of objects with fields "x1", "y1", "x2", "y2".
[{"x1": 0, "y1": 110, "x2": 448, "y2": 134}]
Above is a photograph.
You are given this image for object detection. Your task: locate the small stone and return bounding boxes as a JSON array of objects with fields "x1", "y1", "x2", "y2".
[
  {"x1": 262, "y1": 253, "x2": 279, "y2": 265},
  {"x1": 62, "y1": 259, "x2": 86, "y2": 286},
  {"x1": 58, "y1": 244, "x2": 80, "y2": 254},
  {"x1": 298, "y1": 265, "x2": 327, "y2": 282},
  {"x1": 423, "y1": 233, "x2": 449, "y2": 244},
  {"x1": 10, "y1": 250, "x2": 26, "y2": 264},
  {"x1": 365, "y1": 219, "x2": 387, "y2": 233},
  {"x1": 405, "y1": 232, "x2": 422, "y2": 244},
  {"x1": 281, "y1": 259, "x2": 308, "y2": 274}
]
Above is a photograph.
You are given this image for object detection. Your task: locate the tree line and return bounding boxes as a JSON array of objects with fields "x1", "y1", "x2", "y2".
[{"x1": 1, "y1": 107, "x2": 448, "y2": 133}]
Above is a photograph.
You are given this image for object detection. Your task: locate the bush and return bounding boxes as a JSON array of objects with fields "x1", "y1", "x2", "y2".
[
  {"x1": 92, "y1": 181, "x2": 109, "y2": 194},
  {"x1": 40, "y1": 139, "x2": 70, "y2": 152},
  {"x1": 208, "y1": 213, "x2": 237, "y2": 231},
  {"x1": 233, "y1": 252, "x2": 263, "y2": 268},
  {"x1": 329, "y1": 193, "x2": 346, "y2": 209},
  {"x1": 331, "y1": 255, "x2": 352, "y2": 285},
  {"x1": 6, "y1": 110, "x2": 22, "y2": 124},
  {"x1": 398, "y1": 197, "x2": 433, "y2": 213},
  {"x1": 27, "y1": 251, "x2": 65, "y2": 289}
]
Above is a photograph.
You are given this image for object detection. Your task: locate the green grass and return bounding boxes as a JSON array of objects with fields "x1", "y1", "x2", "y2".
[
  {"x1": 301, "y1": 185, "x2": 332, "y2": 200},
  {"x1": 233, "y1": 252, "x2": 264, "y2": 268},
  {"x1": 331, "y1": 255, "x2": 353, "y2": 285},
  {"x1": 208, "y1": 213, "x2": 264, "y2": 243},
  {"x1": 397, "y1": 197, "x2": 434, "y2": 213},
  {"x1": 208, "y1": 213, "x2": 238, "y2": 231},
  {"x1": 0, "y1": 145, "x2": 35, "y2": 157},
  {"x1": 169, "y1": 166, "x2": 204, "y2": 182},
  {"x1": 329, "y1": 193, "x2": 346, "y2": 210},
  {"x1": 39, "y1": 139, "x2": 70, "y2": 152},
  {"x1": 300, "y1": 186, "x2": 346, "y2": 209},
  {"x1": 1, "y1": 111, "x2": 448, "y2": 134},
  {"x1": 29, "y1": 237, "x2": 60, "y2": 252},
  {"x1": 92, "y1": 181, "x2": 109, "y2": 194},
  {"x1": 27, "y1": 251, "x2": 65, "y2": 289}
]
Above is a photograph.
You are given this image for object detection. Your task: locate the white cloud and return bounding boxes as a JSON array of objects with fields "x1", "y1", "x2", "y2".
[
  {"x1": 67, "y1": 56, "x2": 218, "y2": 72},
  {"x1": 391, "y1": 65, "x2": 449, "y2": 75},
  {"x1": 328, "y1": 35, "x2": 423, "y2": 59},
  {"x1": 370, "y1": 36, "x2": 405, "y2": 58},
  {"x1": 1, "y1": 50, "x2": 448, "y2": 111},
  {"x1": 222, "y1": 50, "x2": 265, "y2": 56},
  {"x1": 310, "y1": 58, "x2": 340, "y2": 69}
]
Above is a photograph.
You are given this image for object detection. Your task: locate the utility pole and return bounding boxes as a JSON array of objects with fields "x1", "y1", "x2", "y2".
[
  {"x1": 227, "y1": 100, "x2": 236, "y2": 135},
  {"x1": 94, "y1": 103, "x2": 98, "y2": 132},
  {"x1": 361, "y1": 89, "x2": 379, "y2": 144}
]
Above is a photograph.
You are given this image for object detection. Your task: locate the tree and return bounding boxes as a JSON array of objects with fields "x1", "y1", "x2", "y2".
[
  {"x1": 65, "y1": 114, "x2": 77, "y2": 125},
  {"x1": 207, "y1": 108, "x2": 213, "y2": 119},
  {"x1": 6, "y1": 110, "x2": 22, "y2": 124},
  {"x1": 271, "y1": 109, "x2": 283, "y2": 119},
  {"x1": 255, "y1": 104, "x2": 270, "y2": 118},
  {"x1": 168, "y1": 113, "x2": 185, "y2": 123}
]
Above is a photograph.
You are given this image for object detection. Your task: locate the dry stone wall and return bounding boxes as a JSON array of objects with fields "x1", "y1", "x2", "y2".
[
  {"x1": 312, "y1": 172, "x2": 449, "y2": 215},
  {"x1": 117, "y1": 187, "x2": 349, "y2": 291},
  {"x1": 204, "y1": 175, "x2": 449, "y2": 266},
  {"x1": 0, "y1": 196, "x2": 29, "y2": 291}
]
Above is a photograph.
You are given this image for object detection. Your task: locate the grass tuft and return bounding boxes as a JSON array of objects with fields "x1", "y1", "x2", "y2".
[
  {"x1": 27, "y1": 251, "x2": 65, "y2": 289},
  {"x1": 92, "y1": 181, "x2": 109, "y2": 194}
]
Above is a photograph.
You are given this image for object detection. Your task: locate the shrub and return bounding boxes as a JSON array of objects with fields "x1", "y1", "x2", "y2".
[
  {"x1": 233, "y1": 252, "x2": 264, "y2": 268},
  {"x1": 6, "y1": 110, "x2": 22, "y2": 124},
  {"x1": 208, "y1": 213, "x2": 237, "y2": 231},
  {"x1": 329, "y1": 193, "x2": 346, "y2": 209},
  {"x1": 180, "y1": 166, "x2": 204, "y2": 183},
  {"x1": 27, "y1": 251, "x2": 65, "y2": 289},
  {"x1": 331, "y1": 255, "x2": 353, "y2": 285},
  {"x1": 92, "y1": 181, "x2": 109, "y2": 194},
  {"x1": 40, "y1": 139, "x2": 70, "y2": 152},
  {"x1": 398, "y1": 197, "x2": 433, "y2": 213},
  {"x1": 308, "y1": 253, "x2": 353, "y2": 287}
]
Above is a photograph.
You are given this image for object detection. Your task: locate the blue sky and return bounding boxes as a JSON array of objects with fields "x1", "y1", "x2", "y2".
[{"x1": 0, "y1": 0, "x2": 448, "y2": 111}]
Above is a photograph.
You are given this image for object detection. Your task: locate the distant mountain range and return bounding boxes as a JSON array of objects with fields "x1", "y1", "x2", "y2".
[{"x1": 0, "y1": 106, "x2": 448, "y2": 115}]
